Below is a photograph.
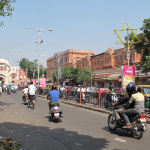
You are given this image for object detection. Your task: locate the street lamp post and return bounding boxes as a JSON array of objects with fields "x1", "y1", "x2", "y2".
[{"x1": 26, "y1": 27, "x2": 52, "y2": 86}]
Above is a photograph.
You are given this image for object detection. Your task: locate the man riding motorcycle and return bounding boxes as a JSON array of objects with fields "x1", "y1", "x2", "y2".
[
  {"x1": 28, "y1": 82, "x2": 36, "y2": 102},
  {"x1": 121, "y1": 85, "x2": 145, "y2": 128},
  {"x1": 47, "y1": 85, "x2": 61, "y2": 113},
  {"x1": 113, "y1": 82, "x2": 134, "y2": 122}
]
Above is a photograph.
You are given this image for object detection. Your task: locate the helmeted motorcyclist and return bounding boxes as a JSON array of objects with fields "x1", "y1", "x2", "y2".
[
  {"x1": 113, "y1": 82, "x2": 134, "y2": 121},
  {"x1": 47, "y1": 85, "x2": 61, "y2": 112},
  {"x1": 121, "y1": 85, "x2": 145, "y2": 128}
]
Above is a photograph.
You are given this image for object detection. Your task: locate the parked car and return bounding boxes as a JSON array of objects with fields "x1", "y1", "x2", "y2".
[{"x1": 86, "y1": 87, "x2": 98, "y2": 93}]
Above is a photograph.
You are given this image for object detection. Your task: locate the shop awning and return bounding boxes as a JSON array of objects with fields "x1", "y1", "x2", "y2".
[{"x1": 108, "y1": 74, "x2": 121, "y2": 80}]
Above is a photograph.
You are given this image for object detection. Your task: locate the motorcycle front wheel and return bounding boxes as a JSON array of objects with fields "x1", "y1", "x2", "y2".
[
  {"x1": 108, "y1": 114, "x2": 117, "y2": 131},
  {"x1": 130, "y1": 122, "x2": 143, "y2": 139}
]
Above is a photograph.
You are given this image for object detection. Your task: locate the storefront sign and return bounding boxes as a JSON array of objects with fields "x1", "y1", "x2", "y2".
[
  {"x1": 122, "y1": 65, "x2": 135, "y2": 89},
  {"x1": 40, "y1": 78, "x2": 46, "y2": 88},
  {"x1": 31, "y1": 79, "x2": 36, "y2": 85}
]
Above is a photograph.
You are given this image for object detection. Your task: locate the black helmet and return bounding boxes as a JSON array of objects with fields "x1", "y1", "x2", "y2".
[
  {"x1": 52, "y1": 85, "x2": 57, "y2": 90},
  {"x1": 131, "y1": 85, "x2": 139, "y2": 93},
  {"x1": 126, "y1": 82, "x2": 134, "y2": 93},
  {"x1": 109, "y1": 85, "x2": 113, "y2": 90}
]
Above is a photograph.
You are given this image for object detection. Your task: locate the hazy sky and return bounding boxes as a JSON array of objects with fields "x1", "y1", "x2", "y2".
[{"x1": 0, "y1": 0, "x2": 150, "y2": 66}]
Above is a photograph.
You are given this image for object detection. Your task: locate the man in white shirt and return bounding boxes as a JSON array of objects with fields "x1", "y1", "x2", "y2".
[{"x1": 28, "y1": 82, "x2": 36, "y2": 101}]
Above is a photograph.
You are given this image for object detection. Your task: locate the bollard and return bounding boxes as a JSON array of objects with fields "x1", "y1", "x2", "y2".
[
  {"x1": 43, "y1": 87, "x2": 44, "y2": 96},
  {"x1": 80, "y1": 87, "x2": 82, "y2": 104},
  {"x1": 98, "y1": 90, "x2": 101, "y2": 108},
  {"x1": 38, "y1": 86, "x2": 39, "y2": 95},
  {"x1": 65, "y1": 87, "x2": 67, "y2": 100}
]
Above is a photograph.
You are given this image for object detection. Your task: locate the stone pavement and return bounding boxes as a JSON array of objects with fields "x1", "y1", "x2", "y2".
[{"x1": 37, "y1": 94, "x2": 150, "y2": 124}]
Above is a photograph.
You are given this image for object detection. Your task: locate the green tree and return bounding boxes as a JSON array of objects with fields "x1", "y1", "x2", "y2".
[
  {"x1": 77, "y1": 68, "x2": 95, "y2": 85},
  {"x1": 19, "y1": 58, "x2": 45, "y2": 79},
  {"x1": 61, "y1": 67, "x2": 79, "y2": 83},
  {"x1": 0, "y1": 0, "x2": 15, "y2": 26},
  {"x1": 133, "y1": 18, "x2": 150, "y2": 73}
]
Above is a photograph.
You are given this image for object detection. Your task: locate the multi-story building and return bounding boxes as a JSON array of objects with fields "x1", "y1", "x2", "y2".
[
  {"x1": 46, "y1": 49, "x2": 94, "y2": 81},
  {"x1": 46, "y1": 47, "x2": 150, "y2": 88},
  {"x1": 91, "y1": 47, "x2": 143, "y2": 88}
]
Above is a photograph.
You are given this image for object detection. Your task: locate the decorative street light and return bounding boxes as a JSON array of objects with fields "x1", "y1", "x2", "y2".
[{"x1": 26, "y1": 27, "x2": 52, "y2": 86}]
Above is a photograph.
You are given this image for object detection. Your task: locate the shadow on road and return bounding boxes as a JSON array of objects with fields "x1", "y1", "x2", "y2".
[
  {"x1": 103, "y1": 126, "x2": 132, "y2": 138},
  {"x1": 0, "y1": 122, "x2": 110, "y2": 150}
]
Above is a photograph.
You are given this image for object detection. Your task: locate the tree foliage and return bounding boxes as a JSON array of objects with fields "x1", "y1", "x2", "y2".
[
  {"x1": 52, "y1": 67, "x2": 95, "y2": 85},
  {"x1": 133, "y1": 18, "x2": 150, "y2": 73},
  {"x1": 0, "y1": 0, "x2": 15, "y2": 26},
  {"x1": 125, "y1": 18, "x2": 150, "y2": 73},
  {"x1": 19, "y1": 58, "x2": 46, "y2": 79}
]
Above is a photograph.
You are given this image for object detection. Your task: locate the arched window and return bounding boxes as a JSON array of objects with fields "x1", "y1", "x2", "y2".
[
  {"x1": 4, "y1": 66, "x2": 7, "y2": 71},
  {"x1": 0, "y1": 66, "x2": 3, "y2": 71}
]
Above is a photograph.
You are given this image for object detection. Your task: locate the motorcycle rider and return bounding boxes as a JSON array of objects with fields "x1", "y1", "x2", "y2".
[
  {"x1": 22, "y1": 85, "x2": 28, "y2": 102},
  {"x1": 121, "y1": 85, "x2": 145, "y2": 128},
  {"x1": 7, "y1": 84, "x2": 11, "y2": 93},
  {"x1": 47, "y1": 85, "x2": 61, "y2": 113},
  {"x1": 28, "y1": 81, "x2": 36, "y2": 102},
  {"x1": 113, "y1": 82, "x2": 134, "y2": 122},
  {"x1": 107, "y1": 85, "x2": 114, "y2": 94}
]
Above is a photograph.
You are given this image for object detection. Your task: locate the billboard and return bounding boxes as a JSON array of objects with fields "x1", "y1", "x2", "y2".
[
  {"x1": 40, "y1": 78, "x2": 46, "y2": 88},
  {"x1": 122, "y1": 65, "x2": 135, "y2": 89},
  {"x1": 31, "y1": 79, "x2": 36, "y2": 85}
]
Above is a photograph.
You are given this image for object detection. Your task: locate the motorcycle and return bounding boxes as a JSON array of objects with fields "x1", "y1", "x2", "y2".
[
  {"x1": 50, "y1": 103, "x2": 63, "y2": 123},
  {"x1": 28, "y1": 95, "x2": 35, "y2": 109},
  {"x1": 108, "y1": 107, "x2": 148, "y2": 139},
  {"x1": 22, "y1": 94, "x2": 29, "y2": 105},
  {"x1": 7, "y1": 89, "x2": 11, "y2": 95}
]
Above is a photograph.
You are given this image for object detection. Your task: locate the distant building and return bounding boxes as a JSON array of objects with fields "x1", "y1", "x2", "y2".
[
  {"x1": 47, "y1": 49, "x2": 94, "y2": 81},
  {"x1": 46, "y1": 47, "x2": 150, "y2": 88}
]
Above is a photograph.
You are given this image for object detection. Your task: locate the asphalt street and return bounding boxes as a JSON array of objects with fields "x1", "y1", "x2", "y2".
[{"x1": 0, "y1": 92, "x2": 150, "y2": 150}]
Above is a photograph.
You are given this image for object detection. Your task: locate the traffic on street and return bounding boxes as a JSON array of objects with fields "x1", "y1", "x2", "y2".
[{"x1": 0, "y1": 91, "x2": 150, "y2": 150}]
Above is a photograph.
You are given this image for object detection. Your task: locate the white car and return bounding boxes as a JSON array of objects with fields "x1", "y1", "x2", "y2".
[{"x1": 11, "y1": 83, "x2": 18, "y2": 92}]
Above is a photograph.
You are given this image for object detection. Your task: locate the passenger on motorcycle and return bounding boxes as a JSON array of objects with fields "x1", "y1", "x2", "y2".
[
  {"x1": 28, "y1": 82, "x2": 36, "y2": 101},
  {"x1": 47, "y1": 85, "x2": 61, "y2": 112},
  {"x1": 121, "y1": 85, "x2": 145, "y2": 128},
  {"x1": 22, "y1": 85, "x2": 28, "y2": 100},
  {"x1": 113, "y1": 82, "x2": 134, "y2": 121}
]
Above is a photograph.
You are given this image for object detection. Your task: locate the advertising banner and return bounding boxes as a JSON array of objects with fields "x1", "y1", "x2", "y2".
[
  {"x1": 31, "y1": 79, "x2": 36, "y2": 85},
  {"x1": 122, "y1": 65, "x2": 135, "y2": 89},
  {"x1": 40, "y1": 78, "x2": 46, "y2": 88}
]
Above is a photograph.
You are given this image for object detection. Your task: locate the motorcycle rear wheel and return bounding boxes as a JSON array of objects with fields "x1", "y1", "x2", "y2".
[
  {"x1": 130, "y1": 122, "x2": 143, "y2": 139},
  {"x1": 108, "y1": 114, "x2": 117, "y2": 131}
]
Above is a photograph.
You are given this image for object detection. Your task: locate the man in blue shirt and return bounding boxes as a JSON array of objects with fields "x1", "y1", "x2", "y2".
[{"x1": 47, "y1": 85, "x2": 61, "y2": 111}]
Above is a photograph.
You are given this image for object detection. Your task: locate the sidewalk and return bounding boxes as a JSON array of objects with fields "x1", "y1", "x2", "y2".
[{"x1": 37, "y1": 94, "x2": 150, "y2": 124}]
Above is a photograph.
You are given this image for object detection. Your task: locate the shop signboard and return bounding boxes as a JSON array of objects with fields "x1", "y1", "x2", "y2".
[
  {"x1": 122, "y1": 65, "x2": 135, "y2": 89},
  {"x1": 40, "y1": 78, "x2": 46, "y2": 88},
  {"x1": 31, "y1": 79, "x2": 36, "y2": 85}
]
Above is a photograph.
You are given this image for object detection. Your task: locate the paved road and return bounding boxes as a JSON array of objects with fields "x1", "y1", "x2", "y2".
[{"x1": 0, "y1": 92, "x2": 150, "y2": 150}]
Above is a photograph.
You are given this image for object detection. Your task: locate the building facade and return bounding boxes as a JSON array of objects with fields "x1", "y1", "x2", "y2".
[
  {"x1": 47, "y1": 49, "x2": 94, "y2": 81},
  {"x1": 0, "y1": 59, "x2": 19, "y2": 84},
  {"x1": 46, "y1": 47, "x2": 150, "y2": 88}
]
